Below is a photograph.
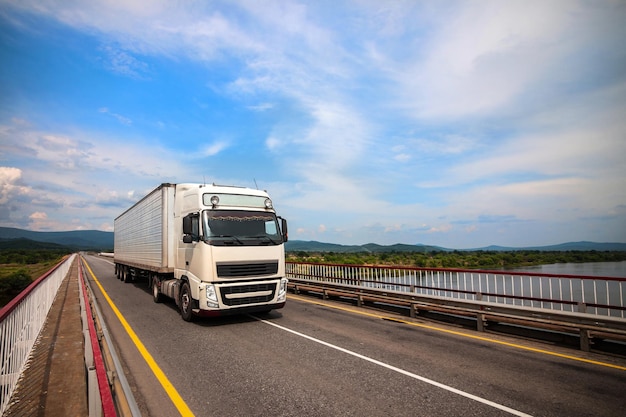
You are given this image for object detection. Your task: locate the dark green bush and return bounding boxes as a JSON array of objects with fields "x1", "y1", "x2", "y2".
[{"x1": 0, "y1": 269, "x2": 33, "y2": 307}]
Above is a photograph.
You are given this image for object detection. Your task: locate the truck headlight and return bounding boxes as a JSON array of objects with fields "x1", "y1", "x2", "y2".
[
  {"x1": 206, "y1": 284, "x2": 219, "y2": 308},
  {"x1": 277, "y1": 278, "x2": 288, "y2": 302}
]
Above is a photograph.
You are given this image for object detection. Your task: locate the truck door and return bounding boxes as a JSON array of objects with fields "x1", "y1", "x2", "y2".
[{"x1": 180, "y1": 213, "x2": 200, "y2": 271}]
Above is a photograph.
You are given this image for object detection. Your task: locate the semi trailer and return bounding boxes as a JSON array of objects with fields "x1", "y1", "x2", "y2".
[{"x1": 113, "y1": 183, "x2": 288, "y2": 321}]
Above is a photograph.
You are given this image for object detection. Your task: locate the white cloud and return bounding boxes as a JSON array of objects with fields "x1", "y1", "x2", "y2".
[
  {"x1": 394, "y1": 153, "x2": 410, "y2": 162},
  {"x1": 248, "y1": 102, "x2": 274, "y2": 112},
  {"x1": 0, "y1": 118, "x2": 198, "y2": 230},
  {"x1": 414, "y1": 135, "x2": 478, "y2": 155},
  {"x1": 384, "y1": 0, "x2": 621, "y2": 120},
  {"x1": 29, "y1": 211, "x2": 47, "y2": 220},
  {"x1": 99, "y1": 107, "x2": 133, "y2": 125},
  {"x1": 99, "y1": 45, "x2": 151, "y2": 79},
  {"x1": 265, "y1": 136, "x2": 280, "y2": 151},
  {"x1": 201, "y1": 141, "x2": 229, "y2": 157},
  {"x1": 0, "y1": 167, "x2": 31, "y2": 204},
  {"x1": 28, "y1": 211, "x2": 57, "y2": 231}
]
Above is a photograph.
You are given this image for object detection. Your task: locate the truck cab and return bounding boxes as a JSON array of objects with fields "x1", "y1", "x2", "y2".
[{"x1": 160, "y1": 184, "x2": 288, "y2": 320}]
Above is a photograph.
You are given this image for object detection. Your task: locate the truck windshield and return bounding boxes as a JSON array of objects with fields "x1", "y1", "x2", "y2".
[{"x1": 202, "y1": 210, "x2": 282, "y2": 246}]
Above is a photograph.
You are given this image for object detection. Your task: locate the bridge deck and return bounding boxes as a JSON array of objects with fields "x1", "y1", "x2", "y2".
[{"x1": 4, "y1": 261, "x2": 87, "y2": 416}]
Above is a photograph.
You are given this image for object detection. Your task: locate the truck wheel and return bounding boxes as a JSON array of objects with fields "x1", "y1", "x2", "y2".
[
  {"x1": 152, "y1": 279, "x2": 164, "y2": 303},
  {"x1": 123, "y1": 267, "x2": 131, "y2": 283},
  {"x1": 180, "y1": 282, "x2": 194, "y2": 322}
]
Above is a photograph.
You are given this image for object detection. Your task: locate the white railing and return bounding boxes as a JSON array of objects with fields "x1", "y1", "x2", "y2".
[
  {"x1": 286, "y1": 262, "x2": 626, "y2": 319},
  {"x1": 0, "y1": 254, "x2": 75, "y2": 415}
]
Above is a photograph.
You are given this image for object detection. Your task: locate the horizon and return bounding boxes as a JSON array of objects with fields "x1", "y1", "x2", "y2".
[
  {"x1": 2, "y1": 225, "x2": 625, "y2": 252},
  {"x1": 1, "y1": 1, "x2": 625, "y2": 248}
]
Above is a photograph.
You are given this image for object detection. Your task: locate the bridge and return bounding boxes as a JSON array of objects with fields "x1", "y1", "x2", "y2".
[{"x1": 2, "y1": 254, "x2": 626, "y2": 416}]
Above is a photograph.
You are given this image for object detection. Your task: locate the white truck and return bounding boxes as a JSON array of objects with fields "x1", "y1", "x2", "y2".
[{"x1": 114, "y1": 183, "x2": 288, "y2": 321}]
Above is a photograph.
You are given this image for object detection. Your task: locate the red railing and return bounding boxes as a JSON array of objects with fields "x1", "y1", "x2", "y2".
[{"x1": 0, "y1": 255, "x2": 75, "y2": 415}]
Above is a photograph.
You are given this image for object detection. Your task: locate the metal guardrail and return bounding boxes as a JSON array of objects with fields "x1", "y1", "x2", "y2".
[
  {"x1": 286, "y1": 262, "x2": 626, "y2": 351},
  {"x1": 0, "y1": 254, "x2": 75, "y2": 415},
  {"x1": 286, "y1": 262, "x2": 626, "y2": 318},
  {"x1": 79, "y1": 256, "x2": 141, "y2": 417}
]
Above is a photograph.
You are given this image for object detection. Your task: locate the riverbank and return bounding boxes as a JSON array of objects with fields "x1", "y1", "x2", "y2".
[{"x1": 287, "y1": 250, "x2": 626, "y2": 270}]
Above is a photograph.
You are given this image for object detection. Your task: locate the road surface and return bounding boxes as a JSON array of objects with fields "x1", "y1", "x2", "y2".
[{"x1": 82, "y1": 254, "x2": 626, "y2": 417}]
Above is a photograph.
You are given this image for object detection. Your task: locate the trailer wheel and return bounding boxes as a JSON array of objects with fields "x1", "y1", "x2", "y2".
[
  {"x1": 123, "y1": 267, "x2": 131, "y2": 283},
  {"x1": 152, "y1": 278, "x2": 164, "y2": 303},
  {"x1": 180, "y1": 282, "x2": 194, "y2": 322}
]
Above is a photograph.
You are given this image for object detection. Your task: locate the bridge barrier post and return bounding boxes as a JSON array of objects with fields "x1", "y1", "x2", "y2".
[
  {"x1": 87, "y1": 365, "x2": 101, "y2": 417},
  {"x1": 579, "y1": 329, "x2": 591, "y2": 352},
  {"x1": 477, "y1": 313, "x2": 487, "y2": 332},
  {"x1": 84, "y1": 329, "x2": 94, "y2": 368}
]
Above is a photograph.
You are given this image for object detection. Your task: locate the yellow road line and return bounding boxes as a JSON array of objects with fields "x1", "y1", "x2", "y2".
[
  {"x1": 288, "y1": 293, "x2": 626, "y2": 371},
  {"x1": 82, "y1": 258, "x2": 195, "y2": 416}
]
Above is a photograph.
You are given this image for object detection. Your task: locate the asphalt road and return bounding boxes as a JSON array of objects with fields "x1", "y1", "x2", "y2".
[{"x1": 82, "y1": 254, "x2": 626, "y2": 417}]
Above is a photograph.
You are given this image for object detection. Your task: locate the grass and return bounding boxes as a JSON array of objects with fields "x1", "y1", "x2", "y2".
[
  {"x1": 0, "y1": 258, "x2": 66, "y2": 308},
  {"x1": 0, "y1": 260, "x2": 62, "y2": 280}
]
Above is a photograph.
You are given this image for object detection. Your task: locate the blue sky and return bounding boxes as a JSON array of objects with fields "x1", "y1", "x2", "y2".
[{"x1": 1, "y1": 0, "x2": 625, "y2": 249}]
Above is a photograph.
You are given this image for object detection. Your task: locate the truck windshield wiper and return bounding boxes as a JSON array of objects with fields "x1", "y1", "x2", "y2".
[
  {"x1": 247, "y1": 235, "x2": 279, "y2": 244},
  {"x1": 214, "y1": 235, "x2": 244, "y2": 244}
]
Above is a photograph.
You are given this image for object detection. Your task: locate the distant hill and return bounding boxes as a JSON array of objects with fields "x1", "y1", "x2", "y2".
[
  {"x1": 474, "y1": 241, "x2": 626, "y2": 251},
  {"x1": 286, "y1": 241, "x2": 450, "y2": 253},
  {"x1": 0, "y1": 227, "x2": 113, "y2": 251},
  {"x1": 0, "y1": 237, "x2": 70, "y2": 251},
  {"x1": 286, "y1": 240, "x2": 626, "y2": 252}
]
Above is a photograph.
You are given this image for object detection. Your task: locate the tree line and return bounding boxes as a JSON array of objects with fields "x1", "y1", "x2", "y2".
[
  {"x1": 286, "y1": 250, "x2": 626, "y2": 269},
  {"x1": 0, "y1": 248, "x2": 70, "y2": 265},
  {"x1": 0, "y1": 249, "x2": 71, "y2": 307}
]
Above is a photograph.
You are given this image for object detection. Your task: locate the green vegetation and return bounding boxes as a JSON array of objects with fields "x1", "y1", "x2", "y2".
[
  {"x1": 0, "y1": 249, "x2": 70, "y2": 307},
  {"x1": 287, "y1": 250, "x2": 626, "y2": 269}
]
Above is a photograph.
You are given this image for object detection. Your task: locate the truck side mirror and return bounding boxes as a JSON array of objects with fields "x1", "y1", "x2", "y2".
[
  {"x1": 182, "y1": 214, "x2": 198, "y2": 242},
  {"x1": 183, "y1": 215, "x2": 193, "y2": 235},
  {"x1": 281, "y1": 218, "x2": 288, "y2": 242}
]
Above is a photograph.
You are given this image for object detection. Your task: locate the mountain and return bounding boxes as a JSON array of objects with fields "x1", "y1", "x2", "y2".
[
  {"x1": 285, "y1": 240, "x2": 365, "y2": 253},
  {"x1": 286, "y1": 241, "x2": 449, "y2": 253},
  {"x1": 473, "y1": 242, "x2": 626, "y2": 251},
  {"x1": 286, "y1": 240, "x2": 626, "y2": 253},
  {"x1": 0, "y1": 227, "x2": 113, "y2": 250},
  {"x1": 0, "y1": 237, "x2": 70, "y2": 250}
]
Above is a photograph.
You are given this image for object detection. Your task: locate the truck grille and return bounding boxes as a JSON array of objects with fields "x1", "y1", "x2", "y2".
[
  {"x1": 220, "y1": 283, "x2": 277, "y2": 306},
  {"x1": 217, "y1": 262, "x2": 278, "y2": 278}
]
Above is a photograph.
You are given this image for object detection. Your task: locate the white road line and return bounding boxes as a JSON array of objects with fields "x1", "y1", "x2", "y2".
[{"x1": 257, "y1": 318, "x2": 533, "y2": 417}]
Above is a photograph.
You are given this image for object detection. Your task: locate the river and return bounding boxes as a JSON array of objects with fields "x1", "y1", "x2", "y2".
[{"x1": 511, "y1": 261, "x2": 626, "y2": 278}]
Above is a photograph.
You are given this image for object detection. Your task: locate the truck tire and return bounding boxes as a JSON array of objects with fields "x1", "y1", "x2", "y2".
[
  {"x1": 152, "y1": 278, "x2": 164, "y2": 303},
  {"x1": 123, "y1": 267, "x2": 131, "y2": 283},
  {"x1": 180, "y1": 282, "x2": 194, "y2": 322}
]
